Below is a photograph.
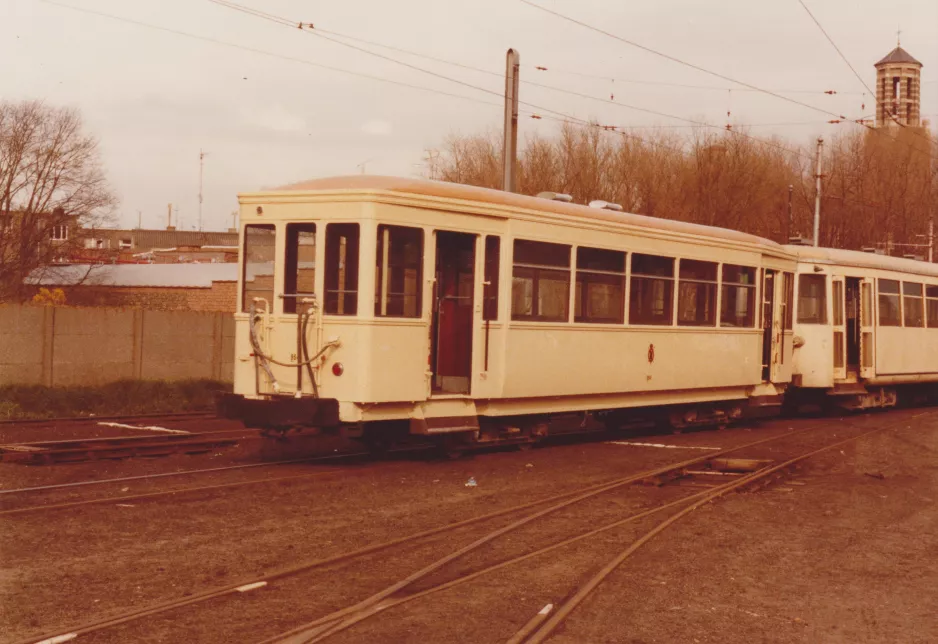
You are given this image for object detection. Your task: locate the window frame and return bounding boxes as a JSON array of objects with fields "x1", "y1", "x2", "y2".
[
  {"x1": 676, "y1": 258, "x2": 718, "y2": 328},
  {"x1": 375, "y1": 224, "x2": 424, "y2": 319},
  {"x1": 720, "y1": 264, "x2": 757, "y2": 328},
  {"x1": 511, "y1": 239, "x2": 572, "y2": 323},
  {"x1": 241, "y1": 223, "x2": 276, "y2": 313},
  {"x1": 927, "y1": 285, "x2": 938, "y2": 329},
  {"x1": 902, "y1": 281, "x2": 924, "y2": 328},
  {"x1": 283, "y1": 222, "x2": 317, "y2": 315},
  {"x1": 574, "y1": 246, "x2": 626, "y2": 324},
  {"x1": 323, "y1": 223, "x2": 360, "y2": 316},
  {"x1": 796, "y1": 273, "x2": 828, "y2": 325},
  {"x1": 877, "y1": 278, "x2": 902, "y2": 327},
  {"x1": 628, "y1": 253, "x2": 675, "y2": 326},
  {"x1": 483, "y1": 235, "x2": 500, "y2": 321}
]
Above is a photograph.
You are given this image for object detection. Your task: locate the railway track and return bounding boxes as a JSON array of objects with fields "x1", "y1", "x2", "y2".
[
  {"x1": 0, "y1": 429, "x2": 258, "y2": 464},
  {"x1": 0, "y1": 410, "x2": 215, "y2": 426},
  {"x1": 257, "y1": 410, "x2": 927, "y2": 644},
  {"x1": 14, "y1": 419, "x2": 859, "y2": 644}
]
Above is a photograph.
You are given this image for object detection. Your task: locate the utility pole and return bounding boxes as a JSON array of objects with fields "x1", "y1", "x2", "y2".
[
  {"x1": 502, "y1": 48, "x2": 520, "y2": 193},
  {"x1": 929, "y1": 217, "x2": 934, "y2": 263},
  {"x1": 812, "y1": 137, "x2": 824, "y2": 247},
  {"x1": 137, "y1": 210, "x2": 142, "y2": 230},
  {"x1": 198, "y1": 149, "x2": 207, "y2": 232},
  {"x1": 166, "y1": 203, "x2": 173, "y2": 230},
  {"x1": 787, "y1": 184, "x2": 793, "y2": 240}
]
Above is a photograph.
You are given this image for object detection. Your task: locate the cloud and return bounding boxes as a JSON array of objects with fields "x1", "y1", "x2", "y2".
[
  {"x1": 361, "y1": 119, "x2": 393, "y2": 136},
  {"x1": 241, "y1": 104, "x2": 308, "y2": 133}
]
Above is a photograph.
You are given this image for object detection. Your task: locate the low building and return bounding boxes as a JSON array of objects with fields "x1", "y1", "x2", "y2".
[
  {"x1": 25, "y1": 263, "x2": 251, "y2": 312},
  {"x1": 77, "y1": 229, "x2": 240, "y2": 264}
]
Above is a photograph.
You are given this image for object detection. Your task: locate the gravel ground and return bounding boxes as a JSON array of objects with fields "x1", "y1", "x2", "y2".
[{"x1": 2, "y1": 409, "x2": 935, "y2": 644}]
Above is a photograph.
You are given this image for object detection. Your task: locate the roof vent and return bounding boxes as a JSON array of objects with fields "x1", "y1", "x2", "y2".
[
  {"x1": 788, "y1": 236, "x2": 811, "y2": 246},
  {"x1": 536, "y1": 191, "x2": 573, "y2": 203},
  {"x1": 588, "y1": 200, "x2": 623, "y2": 212},
  {"x1": 861, "y1": 247, "x2": 877, "y2": 253}
]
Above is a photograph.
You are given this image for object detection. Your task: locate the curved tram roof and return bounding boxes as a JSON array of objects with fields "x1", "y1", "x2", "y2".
[
  {"x1": 245, "y1": 175, "x2": 784, "y2": 251},
  {"x1": 786, "y1": 245, "x2": 938, "y2": 279}
]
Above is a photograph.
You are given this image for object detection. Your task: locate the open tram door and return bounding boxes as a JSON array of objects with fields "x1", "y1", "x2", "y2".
[
  {"x1": 859, "y1": 277, "x2": 876, "y2": 378},
  {"x1": 761, "y1": 269, "x2": 780, "y2": 382},
  {"x1": 430, "y1": 231, "x2": 477, "y2": 395},
  {"x1": 831, "y1": 276, "x2": 847, "y2": 380}
]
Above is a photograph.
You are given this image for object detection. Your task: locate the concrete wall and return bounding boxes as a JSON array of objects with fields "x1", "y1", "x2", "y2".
[{"x1": 0, "y1": 304, "x2": 235, "y2": 386}]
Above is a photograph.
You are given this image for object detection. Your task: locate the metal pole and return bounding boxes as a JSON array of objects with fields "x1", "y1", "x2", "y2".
[
  {"x1": 929, "y1": 217, "x2": 934, "y2": 263},
  {"x1": 787, "y1": 184, "x2": 793, "y2": 240},
  {"x1": 503, "y1": 48, "x2": 520, "y2": 193},
  {"x1": 812, "y1": 137, "x2": 823, "y2": 247}
]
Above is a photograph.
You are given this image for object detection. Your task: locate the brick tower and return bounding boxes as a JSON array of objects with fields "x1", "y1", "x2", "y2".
[{"x1": 875, "y1": 42, "x2": 922, "y2": 127}]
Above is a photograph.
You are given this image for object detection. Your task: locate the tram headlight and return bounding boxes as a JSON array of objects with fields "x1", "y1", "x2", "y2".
[{"x1": 332, "y1": 362, "x2": 344, "y2": 376}]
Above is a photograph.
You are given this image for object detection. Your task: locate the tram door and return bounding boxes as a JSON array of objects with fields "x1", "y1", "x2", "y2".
[
  {"x1": 430, "y1": 232, "x2": 476, "y2": 394},
  {"x1": 761, "y1": 269, "x2": 777, "y2": 381}
]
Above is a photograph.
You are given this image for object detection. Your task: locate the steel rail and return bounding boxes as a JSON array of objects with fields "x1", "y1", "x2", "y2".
[
  {"x1": 0, "y1": 410, "x2": 215, "y2": 426},
  {"x1": 0, "y1": 453, "x2": 372, "y2": 496},
  {"x1": 257, "y1": 426, "x2": 825, "y2": 644},
  {"x1": 0, "y1": 469, "x2": 346, "y2": 516},
  {"x1": 518, "y1": 410, "x2": 932, "y2": 644},
  {"x1": 12, "y1": 427, "x2": 814, "y2": 644}
]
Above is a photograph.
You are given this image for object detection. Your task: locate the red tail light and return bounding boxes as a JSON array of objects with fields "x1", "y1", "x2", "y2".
[{"x1": 332, "y1": 362, "x2": 344, "y2": 376}]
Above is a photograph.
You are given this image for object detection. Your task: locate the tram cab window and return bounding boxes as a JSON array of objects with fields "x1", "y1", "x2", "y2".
[
  {"x1": 324, "y1": 224, "x2": 360, "y2": 315},
  {"x1": 720, "y1": 265, "x2": 756, "y2": 327},
  {"x1": 575, "y1": 247, "x2": 625, "y2": 324},
  {"x1": 878, "y1": 279, "x2": 901, "y2": 326},
  {"x1": 283, "y1": 223, "x2": 316, "y2": 314},
  {"x1": 902, "y1": 282, "x2": 924, "y2": 327},
  {"x1": 677, "y1": 259, "x2": 717, "y2": 327},
  {"x1": 629, "y1": 254, "x2": 674, "y2": 325},
  {"x1": 511, "y1": 239, "x2": 571, "y2": 322},
  {"x1": 483, "y1": 236, "x2": 500, "y2": 321},
  {"x1": 375, "y1": 225, "x2": 423, "y2": 318},
  {"x1": 797, "y1": 274, "x2": 827, "y2": 324},
  {"x1": 927, "y1": 285, "x2": 938, "y2": 328},
  {"x1": 241, "y1": 224, "x2": 276, "y2": 313}
]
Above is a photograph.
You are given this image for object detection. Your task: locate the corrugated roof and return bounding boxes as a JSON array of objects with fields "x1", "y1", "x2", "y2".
[
  {"x1": 875, "y1": 46, "x2": 922, "y2": 66},
  {"x1": 247, "y1": 175, "x2": 783, "y2": 251},
  {"x1": 785, "y1": 246, "x2": 938, "y2": 278},
  {"x1": 26, "y1": 263, "x2": 249, "y2": 288}
]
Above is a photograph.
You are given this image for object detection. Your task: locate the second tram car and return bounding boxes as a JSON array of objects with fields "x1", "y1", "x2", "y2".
[
  {"x1": 220, "y1": 175, "x2": 798, "y2": 448},
  {"x1": 788, "y1": 245, "x2": 938, "y2": 410}
]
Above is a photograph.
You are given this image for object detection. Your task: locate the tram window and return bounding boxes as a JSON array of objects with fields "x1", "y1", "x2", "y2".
[
  {"x1": 878, "y1": 279, "x2": 901, "y2": 326},
  {"x1": 241, "y1": 224, "x2": 276, "y2": 312},
  {"x1": 720, "y1": 265, "x2": 756, "y2": 327},
  {"x1": 926, "y1": 285, "x2": 938, "y2": 328},
  {"x1": 282, "y1": 223, "x2": 316, "y2": 314},
  {"x1": 324, "y1": 224, "x2": 359, "y2": 315},
  {"x1": 511, "y1": 239, "x2": 571, "y2": 322},
  {"x1": 375, "y1": 225, "x2": 423, "y2": 318},
  {"x1": 902, "y1": 282, "x2": 924, "y2": 327},
  {"x1": 483, "y1": 236, "x2": 500, "y2": 321},
  {"x1": 629, "y1": 253, "x2": 674, "y2": 325},
  {"x1": 575, "y1": 247, "x2": 625, "y2": 324},
  {"x1": 797, "y1": 274, "x2": 827, "y2": 324},
  {"x1": 677, "y1": 259, "x2": 717, "y2": 327},
  {"x1": 782, "y1": 272, "x2": 794, "y2": 330}
]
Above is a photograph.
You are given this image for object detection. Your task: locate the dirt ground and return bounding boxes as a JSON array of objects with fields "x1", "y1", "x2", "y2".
[{"x1": 1, "y1": 409, "x2": 936, "y2": 644}]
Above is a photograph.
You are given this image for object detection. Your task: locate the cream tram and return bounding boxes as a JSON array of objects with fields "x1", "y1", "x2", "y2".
[
  {"x1": 789, "y1": 245, "x2": 938, "y2": 409},
  {"x1": 220, "y1": 176, "x2": 797, "y2": 447}
]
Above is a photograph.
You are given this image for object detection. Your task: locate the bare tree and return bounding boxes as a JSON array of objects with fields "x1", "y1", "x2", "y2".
[
  {"x1": 425, "y1": 121, "x2": 935, "y2": 255},
  {"x1": 0, "y1": 100, "x2": 117, "y2": 301}
]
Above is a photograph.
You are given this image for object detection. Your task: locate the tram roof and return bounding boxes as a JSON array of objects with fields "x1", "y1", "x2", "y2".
[
  {"x1": 252, "y1": 175, "x2": 785, "y2": 251},
  {"x1": 785, "y1": 245, "x2": 938, "y2": 278}
]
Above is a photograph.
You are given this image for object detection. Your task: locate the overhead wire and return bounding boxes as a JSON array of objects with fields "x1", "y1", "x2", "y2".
[
  {"x1": 207, "y1": 0, "x2": 818, "y2": 160},
  {"x1": 795, "y1": 0, "x2": 938, "y2": 146},
  {"x1": 518, "y1": 0, "x2": 936, "y2": 158}
]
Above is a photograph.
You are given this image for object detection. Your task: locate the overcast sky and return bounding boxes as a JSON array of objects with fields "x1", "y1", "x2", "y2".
[{"x1": 3, "y1": 0, "x2": 936, "y2": 231}]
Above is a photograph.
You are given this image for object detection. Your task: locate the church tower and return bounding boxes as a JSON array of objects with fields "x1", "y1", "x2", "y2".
[{"x1": 875, "y1": 41, "x2": 922, "y2": 127}]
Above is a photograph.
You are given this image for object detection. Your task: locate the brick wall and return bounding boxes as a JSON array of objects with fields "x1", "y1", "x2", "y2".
[{"x1": 41, "y1": 280, "x2": 239, "y2": 312}]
